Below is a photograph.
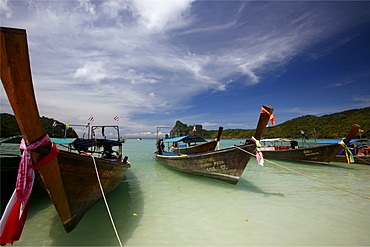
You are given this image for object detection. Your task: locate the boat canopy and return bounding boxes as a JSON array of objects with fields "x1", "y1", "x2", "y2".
[
  {"x1": 50, "y1": 138, "x2": 74, "y2": 144},
  {"x1": 72, "y1": 138, "x2": 122, "y2": 148},
  {"x1": 0, "y1": 136, "x2": 74, "y2": 145},
  {"x1": 163, "y1": 135, "x2": 207, "y2": 143},
  {"x1": 316, "y1": 139, "x2": 367, "y2": 144},
  {"x1": 260, "y1": 138, "x2": 292, "y2": 142}
]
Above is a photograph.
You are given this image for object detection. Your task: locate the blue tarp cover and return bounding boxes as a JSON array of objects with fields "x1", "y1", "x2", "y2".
[
  {"x1": 50, "y1": 138, "x2": 74, "y2": 144},
  {"x1": 1, "y1": 136, "x2": 74, "y2": 144},
  {"x1": 316, "y1": 139, "x2": 366, "y2": 144},
  {"x1": 163, "y1": 135, "x2": 206, "y2": 143},
  {"x1": 161, "y1": 152, "x2": 180, "y2": 156}
]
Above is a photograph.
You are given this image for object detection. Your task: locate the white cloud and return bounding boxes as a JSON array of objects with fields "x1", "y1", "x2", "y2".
[
  {"x1": 78, "y1": 0, "x2": 96, "y2": 14},
  {"x1": 130, "y1": 0, "x2": 194, "y2": 31},
  {"x1": 0, "y1": 0, "x2": 12, "y2": 18},
  {"x1": 325, "y1": 80, "x2": 354, "y2": 89},
  {"x1": 1, "y1": 1, "x2": 369, "y2": 135},
  {"x1": 199, "y1": 122, "x2": 220, "y2": 128},
  {"x1": 353, "y1": 95, "x2": 370, "y2": 103},
  {"x1": 74, "y1": 61, "x2": 108, "y2": 83}
]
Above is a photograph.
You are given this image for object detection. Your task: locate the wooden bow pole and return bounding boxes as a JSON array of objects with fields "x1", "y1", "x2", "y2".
[{"x1": 0, "y1": 27, "x2": 72, "y2": 224}]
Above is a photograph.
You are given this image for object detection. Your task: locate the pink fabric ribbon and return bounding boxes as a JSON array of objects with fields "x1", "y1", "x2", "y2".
[
  {"x1": 251, "y1": 136, "x2": 264, "y2": 166},
  {"x1": 0, "y1": 134, "x2": 57, "y2": 245}
]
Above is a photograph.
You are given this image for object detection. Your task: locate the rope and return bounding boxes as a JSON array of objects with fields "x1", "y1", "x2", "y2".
[
  {"x1": 355, "y1": 156, "x2": 370, "y2": 165},
  {"x1": 235, "y1": 146, "x2": 370, "y2": 200},
  {"x1": 85, "y1": 153, "x2": 123, "y2": 247}
]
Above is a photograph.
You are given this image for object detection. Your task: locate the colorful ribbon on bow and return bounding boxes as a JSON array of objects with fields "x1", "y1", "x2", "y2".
[
  {"x1": 338, "y1": 140, "x2": 354, "y2": 164},
  {"x1": 0, "y1": 134, "x2": 59, "y2": 245},
  {"x1": 251, "y1": 136, "x2": 264, "y2": 166},
  {"x1": 261, "y1": 106, "x2": 275, "y2": 125}
]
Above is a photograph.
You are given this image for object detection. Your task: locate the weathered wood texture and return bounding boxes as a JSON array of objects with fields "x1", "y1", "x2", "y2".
[
  {"x1": 156, "y1": 144, "x2": 256, "y2": 184},
  {"x1": 156, "y1": 105, "x2": 274, "y2": 184},
  {"x1": 53, "y1": 150, "x2": 129, "y2": 232},
  {"x1": 262, "y1": 124, "x2": 361, "y2": 163},
  {"x1": 333, "y1": 155, "x2": 370, "y2": 165},
  {"x1": 0, "y1": 26, "x2": 130, "y2": 233},
  {"x1": 1, "y1": 26, "x2": 72, "y2": 225}
]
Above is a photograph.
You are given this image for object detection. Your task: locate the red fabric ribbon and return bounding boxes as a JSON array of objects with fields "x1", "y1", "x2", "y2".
[
  {"x1": 0, "y1": 134, "x2": 59, "y2": 245},
  {"x1": 260, "y1": 106, "x2": 275, "y2": 125}
]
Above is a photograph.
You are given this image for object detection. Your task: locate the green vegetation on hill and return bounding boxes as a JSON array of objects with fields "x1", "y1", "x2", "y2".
[
  {"x1": 172, "y1": 106, "x2": 370, "y2": 139},
  {"x1": 0, "y1": 113, "x2": 78, "y2": 138},
  {"x1": 2, "y1": 106, "x2": 369, "y2": 139}
]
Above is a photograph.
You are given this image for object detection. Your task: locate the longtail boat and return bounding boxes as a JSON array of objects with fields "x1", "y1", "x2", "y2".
[
  {"x1": 0, "y1": 155, "x2": 21, "y2": 200},
  {"x1": 260, "y1": 124, "x2": 361, "y2": 163},
  {"x1": 333, "y1": 154, "x2": 370, "y2": 165},
  {"x1": 154, "y1": 105, "x2": 274, "y2": 184},
  {"x1": 166, "y1": 127, "x2": 223, "y2": 154},
  {"x1": 317, "y1": 139, "x2": 370, "y2": 165},
  {"x1": 0, "y1": 136, "x2": 23, "y2": 200},
  {"x1": 0, "y1": 27, "x2": 131, "y2": 237}
]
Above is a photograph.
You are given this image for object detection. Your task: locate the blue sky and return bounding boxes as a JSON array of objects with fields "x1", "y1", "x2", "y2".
[{"x1": 1, "y1": 0, "x2": 370, "y2": 138}]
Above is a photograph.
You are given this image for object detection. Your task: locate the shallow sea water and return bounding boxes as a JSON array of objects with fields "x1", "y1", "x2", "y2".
[{"x1": 1, "y1": 138, "x2": 370, "y2": 246}]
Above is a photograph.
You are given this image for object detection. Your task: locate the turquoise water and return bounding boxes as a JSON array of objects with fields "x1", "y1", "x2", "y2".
[{"x1": 1, "y1": 138, "x2": 370, "y2": 246}]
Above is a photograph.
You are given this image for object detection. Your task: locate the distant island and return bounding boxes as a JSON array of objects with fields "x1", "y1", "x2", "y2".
[
  {"x1": 170, "y1": 106, "x2": 370, "y2": 139},
  {"x1": 0, "y1": 113, "x2": 78, "y2": 138},
  {"x1": 1, "y1": 106, "x2": 369, "y2": 139}
]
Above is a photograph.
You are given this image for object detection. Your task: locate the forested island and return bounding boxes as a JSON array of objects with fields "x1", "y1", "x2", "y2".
[
  {"x1": 0, "y1": 113, "x2": 78, "y2": 138},
  {"x1": 171, "y1": 106, "x2": 370, "y2": 139},
  {"x1": 1, "y1": 106, "x2": 369, "y2": 139}
]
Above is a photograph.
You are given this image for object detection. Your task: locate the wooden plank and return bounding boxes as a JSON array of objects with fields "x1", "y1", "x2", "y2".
[
  {"x1": 0, "y1": 26, "x2": 72, "y2": 224},
  {"x1": 156, "y1": 105, "x2": 275, "y2": 184}
]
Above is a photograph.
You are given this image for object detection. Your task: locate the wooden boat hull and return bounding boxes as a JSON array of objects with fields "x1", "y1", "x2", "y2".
[
  {"x1": 171, "y1": 140, "x2": 218, "y2": 154},
  {"x1": 333, "y1": 155, "x2": 370, "y2": 165},
  {"x1": 0, "y1": 156, "x2": 21, "y2": 200},
  {"x1": 39, "y1": 150, "x2": 130, "y2": 232},
  {"x1": 261, "y1": 124, "x2": 360, "y2": 164},
  {"x1": 0, "y1": 27, "x2": 130, "y2": 234},
  {"x1": 155, "y1": 105, "x2": 274, "y2": 184},
  {"x1": 262, "y1": 144, "x2": 343, "y2": 163},
  {"x1": 1, "y1": 153, "x2": 130, "y2": 229},
  {"x1": 156, "y1": 144, "x2": 255, "y2": 184}
]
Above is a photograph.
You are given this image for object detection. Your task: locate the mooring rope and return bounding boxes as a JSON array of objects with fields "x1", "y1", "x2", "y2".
[
  {"x1": 85, "y1": 153, "x2": 123, "y2": 247},
  {"x1": 355, "y1": 156, "x2": 370, "y2": 165},
  {"x1": 235, "y1": 146, "x2": 370, "y2": 200}
]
